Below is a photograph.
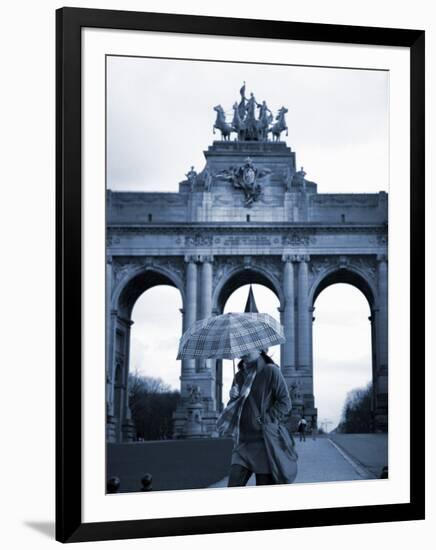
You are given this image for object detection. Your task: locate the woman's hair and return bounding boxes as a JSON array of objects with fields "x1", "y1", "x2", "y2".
[
  {"x1": 260, "y1": 350, "x2": 275, "y2": 364},
  {"x1": 237, "y1": 349, "x2": 275, "y2": 370}
]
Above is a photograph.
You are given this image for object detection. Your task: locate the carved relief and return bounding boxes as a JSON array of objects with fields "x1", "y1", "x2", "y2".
[
  {"x1": 282, "y1": 231, "x2": 315, "y2": 246},
  {"x1": 111, "y1": 256, "x2": 185, "y2": 291},
  {"x1": 221, "y1": 234, "x2": 273, "y2": 246},
  {"x1": 212, "y1": 255, "x2": 282, "y2": 291},
  {"x1": 308, "y1": 255, "x2": 377, "y2": 285},
  {"x1": 310, "y1": 194, "x2": 380, "y2": 206},
  {"x1": 185, "y1": 234, "x2": 213, "y2": 247}
]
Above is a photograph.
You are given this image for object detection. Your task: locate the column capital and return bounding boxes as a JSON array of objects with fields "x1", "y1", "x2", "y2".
[
  {"x1": 377, "y1": 254, "x2": 388, "y2": 263},
  {"x1": 198, "y1": 255, "x2": 214, "y2": 264},
  {"x1": 295, "y1": 254, "x2": 310, "y2": 263},
  {"x1": 184, "y1": 254, "x2": 200, "y2": 264},
  {"x1": 282, "y1": 254, "x2": 297, "y2": 263}
]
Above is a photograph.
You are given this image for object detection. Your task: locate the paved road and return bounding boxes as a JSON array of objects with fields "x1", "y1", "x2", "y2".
[{"x1": 208, "y1": 436, "x2": 376, "y2": 488}]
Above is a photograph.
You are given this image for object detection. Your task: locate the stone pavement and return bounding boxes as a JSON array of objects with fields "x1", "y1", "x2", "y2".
[{"x1": 208, "y1": 436, "x2": 376, "y2": 488}]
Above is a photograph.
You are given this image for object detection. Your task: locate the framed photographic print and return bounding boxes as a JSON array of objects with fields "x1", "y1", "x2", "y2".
[{"x1": 56, "y1": 7, "x2": 425, "y2": 543}]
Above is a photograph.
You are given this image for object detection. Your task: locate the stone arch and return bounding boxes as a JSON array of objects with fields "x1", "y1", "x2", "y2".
[
  {"x1": 309, "y1": 265, "x2": 379, "y2": 432},
  {"x1": 107, "y1": 264, "x2": 184, "y2": 442},
  {"x1": 213, "y1": 265, "x2": 283, "y2": 314},
  {"x1": 112, "y1": 264, "x2": 185, "y2": 318},
  {"x1": 309, "y1": 265, "x2": 377, "y2": 310}
]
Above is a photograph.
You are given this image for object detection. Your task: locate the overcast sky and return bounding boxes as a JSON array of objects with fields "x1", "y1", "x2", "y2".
[{"x1": 108, "y1": 55, "x2": 388, "y2": 430}]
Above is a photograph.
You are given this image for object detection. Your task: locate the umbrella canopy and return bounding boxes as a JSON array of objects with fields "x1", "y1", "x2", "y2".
[{"x1": 177, "y1": 312, "x2": 285, "y2": 360}]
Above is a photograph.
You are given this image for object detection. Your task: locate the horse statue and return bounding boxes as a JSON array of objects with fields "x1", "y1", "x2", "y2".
[
  {"x1": 270, "y1": 106, "x2": 288, "y2": 142},
  {"x1": 213, "y1": 105, "x2": 232, "y2": 141}
]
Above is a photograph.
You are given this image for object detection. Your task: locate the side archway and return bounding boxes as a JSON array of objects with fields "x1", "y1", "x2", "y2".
[
  {"x1": 309, "y1": 266, "x2": 381, "y2": 432},
  {"x1": 107, "y1": 265, "x2": 185, "y2": 442}
]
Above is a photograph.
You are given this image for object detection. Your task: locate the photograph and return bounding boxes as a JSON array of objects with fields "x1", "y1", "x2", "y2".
[{"x1": 105, "y1": 55, "x2": 389, "y2": 494}]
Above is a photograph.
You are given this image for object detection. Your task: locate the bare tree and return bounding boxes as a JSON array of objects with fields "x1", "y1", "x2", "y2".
[
  {"x1": 337, "y1": 382, "x2": 374, "y2": 433},
  {"x1": 128, "y1": 371, "x2": 180, "y2": 440}
]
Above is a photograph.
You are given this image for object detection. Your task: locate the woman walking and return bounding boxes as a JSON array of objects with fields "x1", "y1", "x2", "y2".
[
  {"x1": 177, "y1": 310, "x2": 295, "y2": 486},
  {"x1": 219, "y1": 348, "x2": 292, "y2": 487}
]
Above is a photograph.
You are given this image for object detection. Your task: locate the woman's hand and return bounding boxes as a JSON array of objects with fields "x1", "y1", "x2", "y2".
[{"x1": 229, "y1": 385, "x2": 240, "y2": 399}]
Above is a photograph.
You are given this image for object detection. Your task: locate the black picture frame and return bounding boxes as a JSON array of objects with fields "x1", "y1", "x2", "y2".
[{"x1": 56, "y1": 7, "x2": 425, "y2": 543}]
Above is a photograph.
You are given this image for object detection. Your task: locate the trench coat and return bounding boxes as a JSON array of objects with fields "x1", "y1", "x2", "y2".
[{"x1": 229, "y1": 356, "x2": 292, "y2": 473}]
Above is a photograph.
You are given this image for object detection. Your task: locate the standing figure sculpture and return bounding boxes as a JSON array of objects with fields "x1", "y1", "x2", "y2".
[
  {"x1": 237, "y1": 81, "x2": 247, "y2": 120},
  {"x1": 258, "y1": 100, "x2": 273, "y2": 141},
  {"x1": 213, "y1": 105, "x2": 233, "y2": 141},
  {"x1": 185, "y1": 166, "x2": 198, "y2": 191},
  {"x1": 232, "y1": 101, "x2": 246, "y2": 141},
  {"x1": 202, "y1": 167, "x2": 214, "y2": 191},
  {"x1": 244, "y1": 93, "x2": 260, "y2": 140}
]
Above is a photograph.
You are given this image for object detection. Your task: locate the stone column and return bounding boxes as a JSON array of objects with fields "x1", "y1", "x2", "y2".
[
  {"x1": 106, "y1": 256, "x2": 112, "y2": 407},
  {"x1": 377, "y1": 255, "x2": 388, "y2": 370},
  {"x1": 183, "y1": 256, "x2": 198, "y2": 374},
  {"x1": 297, "y1": 255, "x2": 311, "y2": 370},
  {"x1": 281, "y1": 255, "x2": 296, "y2": 374},
  {"x1": 375, "y1": 254, "x2": 388, "y2": 431},
  {"x1": 369, "y1": 312, "x2": 377, "y2": 432},
  {"x1": 199, "y1": 256, "x2": 213, "y2": 372},
  {"x1": 106, "y1": 307, "x2": 118, "y2": 442},
  {"x1": 121, "y1": 318, "x2": 135, "y2": 442}
]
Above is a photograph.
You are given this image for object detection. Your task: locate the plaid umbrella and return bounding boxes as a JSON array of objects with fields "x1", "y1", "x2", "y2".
[{"x1": 176, "y1": 312, "x2": 285, "y2": 360}]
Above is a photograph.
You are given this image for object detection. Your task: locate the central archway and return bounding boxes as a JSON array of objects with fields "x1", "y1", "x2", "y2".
[
  {"x1": 213, "y1": 267, "x2": 282, "y2": 411},
  {"x1": 214, "y1": 265, "x2": 283, "y2": 315}
]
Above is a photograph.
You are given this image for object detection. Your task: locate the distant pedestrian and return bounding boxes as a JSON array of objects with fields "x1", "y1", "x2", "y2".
[
  {"x1": 311, "y1": 422, "x2": 318, "y2": 441},
  {"x1": 297, "y1": 417, "x2": 307, "y2": 442}
]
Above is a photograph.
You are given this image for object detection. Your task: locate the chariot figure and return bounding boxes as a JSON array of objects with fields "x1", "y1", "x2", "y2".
[
  {"x1": 258, "y1": 100, "x2": 273, "y2": 141},
  {"x1": 237, "y1": 81, "x2": 247, "y2": 120},
  {"x1": 244, "y1": 93, "x2": 261, "y2": 140}
]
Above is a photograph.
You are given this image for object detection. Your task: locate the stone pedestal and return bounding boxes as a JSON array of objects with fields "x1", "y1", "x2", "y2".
[
  {"x1": 121, "y1": 418, "x2": 136, "y2": 442},
  {"x1": 106, "y1": 414, "x2": 117, "y2": 443},
  {"x1": 185, "y1": 402, "x2": 206, "y2": 438}
]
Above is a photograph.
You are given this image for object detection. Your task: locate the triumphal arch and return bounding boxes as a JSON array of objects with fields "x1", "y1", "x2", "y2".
[{"x1": 106, "y1": 87, "x2": 388, "y2": 442}]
